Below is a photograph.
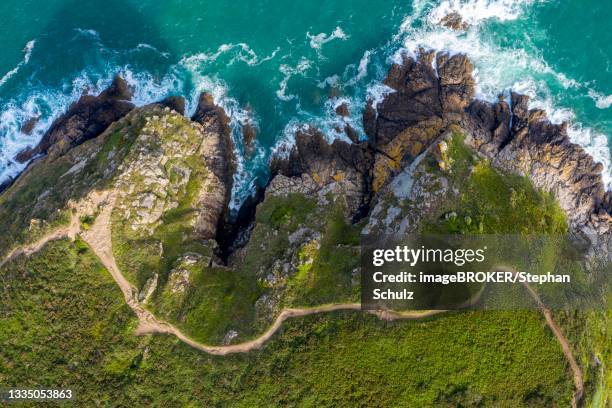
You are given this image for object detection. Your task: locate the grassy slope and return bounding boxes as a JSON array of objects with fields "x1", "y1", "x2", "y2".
[
  {"x1": 251, "y1": 193, "x2": 361, "y2": 307},
  {"x1": 1, "y1": 129, "x2": 601, "y2": 406},
  {"x1": 0, "y1": 240, "x2": 572, "y2": 407},
  {"x1": 0, "y1": 111, "x2": 147, "y2": 258}
]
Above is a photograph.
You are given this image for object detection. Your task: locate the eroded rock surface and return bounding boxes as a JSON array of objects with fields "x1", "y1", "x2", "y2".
[
  {"x1": 16, "y1": 76, "x2": 135, "y2": 163},
  {"x1": 365, "y1": 50, "x2": 610, "y2": 258},
  {"x1": 271, "y1": 127, "x2": 373, "y2": 219}
]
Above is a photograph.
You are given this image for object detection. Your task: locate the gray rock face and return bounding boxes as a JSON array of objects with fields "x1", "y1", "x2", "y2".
[
  {"x1": 191, "y1": 92, "x2": 236, "y2": 240},
  {"x1": 267, "y1": 50, "x2": 609, "y2": 261}
]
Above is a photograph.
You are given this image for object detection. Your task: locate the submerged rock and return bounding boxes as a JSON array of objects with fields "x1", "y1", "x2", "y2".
[
  {"x1": 335, "y1": 102, "x2": 350, "y2": 117},
  {"x1": 242, "y1": 122, "x2": 257, "y2": 155},
  {"x1": 440, "y1": 12, "x2": 468, "y2": 31},
  {"x1": 20, "y1": 116, "x2": 39, "y2": 135}
]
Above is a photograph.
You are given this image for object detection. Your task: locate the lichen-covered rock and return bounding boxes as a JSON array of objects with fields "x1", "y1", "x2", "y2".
[
  {"x1": 367, "y1": 50, "x2": 610, "y2": 259},
  {"x1": 112, "y1": 109, "x2": 213, "y2": 235},
  {"x1": 364, "y1": 50, "x2": 475, "y2": 192}
]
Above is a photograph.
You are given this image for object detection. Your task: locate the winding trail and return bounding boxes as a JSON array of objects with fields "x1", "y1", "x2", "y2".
[
  {"x1": 0, "y1": 195, "x2": 584, "y2": 404},
  {"x1": 517, "y1": 270, "x2": 584, "y2": 407},
  {"x1": 0, "y1": 213, "x2": 80, "y2": 270}
]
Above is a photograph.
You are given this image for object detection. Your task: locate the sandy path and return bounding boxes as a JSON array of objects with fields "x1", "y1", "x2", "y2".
[
  {"x1": 518, "y1": 274, "x2": 584, "y2": 407},
  {"x1": 0, "y1": 198, "x2": 584, "y2": 404},
  {"x1": 492, "y1": 265, "x2": 584, "y2": 408},
  {"x1": 0, "y1": 212, "x2": 80, "y2": 269}
]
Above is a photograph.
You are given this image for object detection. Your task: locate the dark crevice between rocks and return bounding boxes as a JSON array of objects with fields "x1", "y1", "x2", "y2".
[{"x1": 216, "y1": 185, "x2": 266, "y2": 263}]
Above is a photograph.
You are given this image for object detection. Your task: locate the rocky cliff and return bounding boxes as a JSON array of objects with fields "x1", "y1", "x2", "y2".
[
  {"x1": 360, "y1": 49, "x2": 610, "y2": 257},
  {"x1": 0, "y1": 49, "x2": 609, "y2": 405},
  {"x1": 1, "y1": 50, "x2": 609, "y2": 342},
  {"x1": 15, "y1": 76, "x2": 135, "y2": 163}
]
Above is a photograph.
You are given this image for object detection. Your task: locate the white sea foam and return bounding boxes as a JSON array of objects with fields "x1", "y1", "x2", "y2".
[
  {"x1": 0, "y1": 71, "x2": 103, "y2": 182},
  {"x1": 180, "y1": 53, "x2": 266, "y2": 209},
  {"x1": 121, "y1": 68, "x2": 185, "y2": 107},
  {"x1": 276, "y1": 58, "x2": 312, "y2": 101},
  {"x1": 0, "y1": 40, "x2": 36, "y2": 89},
  {"x1": 307, "y1": 26, "x2": 349, "y2": 51},
  {"x1": 346, "y1": 50, "x2": 372, "y2": 86},
  {"x1": 133, "y1": 43, "x2": 170, "y2": 58},
  {"x1": 317, "y1": 74, "x2": 341, "y2": 89},
  {"x1": 588, "y1": 89, "x2": 612, "y2": 110},
  {"x1": 394, "y1": 0, "x2": 611, "y2": 189},
  {"x1": 271, "y1": 120, "x2": 310, "y2": 159},
  {"x1": 427, "y1": 0, "x2": 538, "y2": 26},
  {"x1": 0, "y1": 36, "x2": 276, "y2": 206},
  {"x1": 366, "y1": 83, "x2": 395, "y2": 108},
  {"x1": 181, "y1": 43, "x2": 280, "y2": 69},
  {"x1": 74, "y1": 28, "x2": 100, "y2": 38}
]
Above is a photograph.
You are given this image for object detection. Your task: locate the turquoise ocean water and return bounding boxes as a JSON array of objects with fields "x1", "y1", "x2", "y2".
[{"x1": 0, "y1": 0, "x2": 610, "y2": 208}]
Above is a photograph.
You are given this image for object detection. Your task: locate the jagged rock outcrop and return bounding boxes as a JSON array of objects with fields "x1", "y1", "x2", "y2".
[
  {"x1": 150, "y1": 96, "x2": 186, "y2": 115},
  {"x1": 465, "y1": 92, "x2": 611, "y2": 256},
  {"x1": 242, "y1": 123, "x2": 257, "y2": 156},
  {"x1": 271, "y1": 127, "x2": 373, "y2": 219},
  {"x1": 363, "y1": 49, "x2": 475, "y2": 191},
  {"x1": 191, "y1": 92, "x2": 235, "y2": 239},
  {"x1": 15, "y1": 76, "x2": 135, "y2": 163},
  {"x1": 365, "y1": 50, "x2": 611, "y2": 258}
]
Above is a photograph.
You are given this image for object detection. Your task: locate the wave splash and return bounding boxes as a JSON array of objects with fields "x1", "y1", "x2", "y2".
[
  {"x1": 307, "y1": 26, "x2": 349, "y2": 51},
  {"x1": 396, "y1": 0, "x2": 611, "y2": 189},
  {"x1": 1, "y1": 0, "x2": 610, "y2": 202},
  {"x1": 0, "y1": 40, "x2": 36, "y2": 88}
]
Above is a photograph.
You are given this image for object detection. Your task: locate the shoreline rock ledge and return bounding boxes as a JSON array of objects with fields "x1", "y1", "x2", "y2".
[
  {"x1": 15, "y1": 76, "x2": 135, "y2": 163},
  {"x1": 364, "y1": 49, "x2": 610, "y2": 256}
]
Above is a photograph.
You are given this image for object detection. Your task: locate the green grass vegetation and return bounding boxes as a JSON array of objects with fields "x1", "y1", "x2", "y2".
[
  {"x1": 178, "y1": 266, "x2": 260, "y2": 344},
  {"x1": 417, "y1": 131, "x2": 611, "y2": 405},
  {"x1": 556, "y1": 310, "x2": 611, "y2": 407},
  {"x1": 108, "y1": 113, "x2": 263, "y2": 344},
  {"x1": 424, "y1": 133, "x2": 567, "y2": 235},
  {"x1": 111, "y1": 113, "x2": 212, "y2": 288},
  {"x1": 0, "y1": 239, "x2": 574, "y2": 406},
  {"x1": 1, "y1": 124, "x2": 604, "y2": 406},
  {"x1": 237, "y1": 191, "x2": 362, "y2": 306},
  {"x1": 285, "y1": 202, "x2": 361, "y2": 306},
  {"x1": 0, "y1": 156, "x2": 73, "y2": 256}
]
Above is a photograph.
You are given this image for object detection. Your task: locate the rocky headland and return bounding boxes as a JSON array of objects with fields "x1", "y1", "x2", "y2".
[{"x1": 1, "y1": 47, "x2": 610, "y2": 406}]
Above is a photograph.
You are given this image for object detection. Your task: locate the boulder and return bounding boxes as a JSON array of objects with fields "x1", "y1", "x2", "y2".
[
  {"x1": 242, "y1": 122, "x2": 256, "y2": 154},
  {"x1": 440, "y1": 12, "x2": 468, "y2": 31},
  {"x1": 335, "y1": 102, "x2": 350, "y2": 117},
  {"x1": 20, "y1": 116, "x2": 39, "y2": 135}
]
